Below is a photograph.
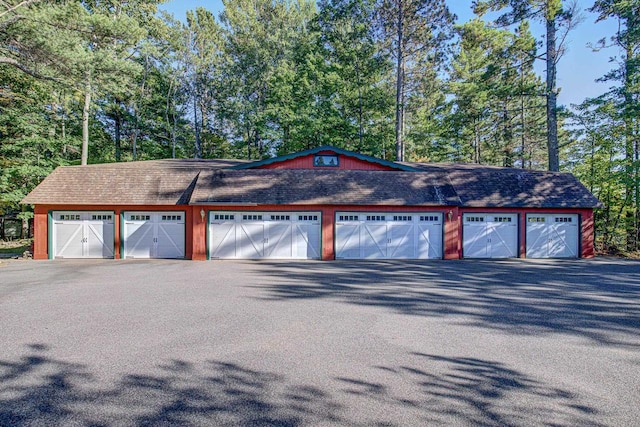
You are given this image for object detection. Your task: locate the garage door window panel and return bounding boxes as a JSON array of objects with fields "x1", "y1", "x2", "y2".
[
  {"x1": 362, "y1": 224, "x2": 388, "y2": 258},
  {"x1": 54, "y1": 223, "x2": 84, "y2": 258},
  {"x1": 86, "y1": 221, "x2": 114, "y2": 258},
  {"x1": 157, "y1": 221, "x2": 186, "y2": 259},
  {"x1": 265, "y1": 223, "x2": 293, "y2": 258},
  {"x1": 293, "y1": 224, "x2": 320, "y2": 258},
  {"x1": 210, "y1": 222, "x2": 237, "y2": 258},
  {"x1": 239, "y1": 223, "x2": 265, "y2": 258},
  {"x1": 335, "y1": 223, "x2": 360, "y2": 259},
  {"x1": 388, "y1": 224, "x2": 415, "y2": 258}
]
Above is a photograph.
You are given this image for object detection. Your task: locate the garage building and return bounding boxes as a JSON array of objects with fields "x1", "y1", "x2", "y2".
[{"x1": 22, "y1": 146, "x2": 601, "y2": 260}]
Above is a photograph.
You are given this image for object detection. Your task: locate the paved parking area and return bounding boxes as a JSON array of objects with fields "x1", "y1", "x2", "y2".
[{"x1": 0, "y1": 258, "x2": 639, "y2": 426}]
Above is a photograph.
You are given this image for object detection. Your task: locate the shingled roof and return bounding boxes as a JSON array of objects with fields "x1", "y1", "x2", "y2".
[
  {"x1": 408, "y1": 163, "x2": 603, "y2": 208},
  {"x1": 21, "y1": 159, "x2": 246, "y2": 206},
  {"x1": 191, "y1": 169, "x2": 459, "y2": 206},
  {"x1": 22, "y1": 153, "x2": 602, "y2": 208}
]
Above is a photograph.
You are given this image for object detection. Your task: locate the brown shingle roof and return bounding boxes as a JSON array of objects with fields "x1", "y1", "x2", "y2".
[
  {"x1": 21, "y1": 156, "x2": 602, "y2": 208},
  {"x1": 21, "y1": 159, "x2": 247, "y2": 206},
  {"x1": 408, "y1": 163, "x2": 603, "y2": 208},
  {"x1": 191, "y1": 169, "x2": 459, "y2": 206}
]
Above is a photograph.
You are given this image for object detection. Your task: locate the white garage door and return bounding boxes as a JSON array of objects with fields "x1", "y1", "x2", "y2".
[
  {"x1": 123, "y1": 212, "x2": 185, "y2": 259},
  {"x1": 335, "y1": 212, "x2": 442, "y2": 259},
  {"x1": 463, "y1": 214, "x2": 518, "y2": 258},
  {"x1": 526, "y1": 214, "x2": 579, "y2": 258},
  {"x1": 51, "y1": 211, "x2": 114, "y2": 259},
  {"x1": 209, "y1": 212, "x2": 321, "y2": 259}
]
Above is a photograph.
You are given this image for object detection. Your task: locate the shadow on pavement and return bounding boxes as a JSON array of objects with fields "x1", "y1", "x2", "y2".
[
  {"x1": 0, "y1": 344, "x2": 607, "y2": 426},
  {"x1": 248, "y1": 259, "x2": 640, "y2": 347}
]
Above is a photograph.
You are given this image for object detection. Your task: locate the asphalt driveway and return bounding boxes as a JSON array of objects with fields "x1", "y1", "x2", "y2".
[{"x1": 0, "y1": 258, "x2": 638, "y2": 426}]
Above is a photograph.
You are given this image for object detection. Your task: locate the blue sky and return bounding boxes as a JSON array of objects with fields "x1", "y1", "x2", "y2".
[{"x1": 160, "y1": 0, "x2": 620, "y2": 107}]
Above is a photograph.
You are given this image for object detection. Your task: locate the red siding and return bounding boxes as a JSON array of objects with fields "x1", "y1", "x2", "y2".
[
  {"x1": 580, "y1": 209, "x2": 595, "y2": 258},
  {"x1": 33, "y1": 206, "x2": 48, "y2": 260},
  {"x1": 33, "y1": 204, "x2": 596, "y2": 261},
  {"x1": 257, "y1": 153, "x2": 397, "y2": 171},
  {"x1": 191, "y1": 207, "x2": 207, "y2": 261}
]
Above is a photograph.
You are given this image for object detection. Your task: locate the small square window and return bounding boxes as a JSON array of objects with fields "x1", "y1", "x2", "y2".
[
  {"x1": 495, "y1": 217, "x2": 512, "y2": 223},
  {"x1": 314, "y1": 155, "x2": 339, "y2": 167}
]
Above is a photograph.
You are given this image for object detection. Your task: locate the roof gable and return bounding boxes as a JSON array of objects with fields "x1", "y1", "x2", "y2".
[{"x1": 231, "y1": 146, "x2": 418, "y2": 172}]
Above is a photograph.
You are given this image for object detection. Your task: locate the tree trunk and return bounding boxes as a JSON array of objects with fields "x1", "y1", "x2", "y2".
[
  {"x1": 61, "y1": 101, "x2": 66, "y2": 142},
  {"x1": 546, "y1": 17, "x2": 559, "y2": 171},
  {"x1": 503, "y1": 100, "x2": 513, "y2": 167},
  {"x1": 20, "y1": 205, "x2": 28, "y2": 239},
  {"x1": 199, "y1": 96, "x2": 208, "y2": 157},
  {"x1": 246, "y1": 126, "x2": 252, "y2": 160},
  {"x1": 520, "y1": 90, "x2": 526, "y2": 168},
  {"x1": 474, "y1": 121, "x2": 481, "y2": 164},
  {"x1": 133, "y1": 54, "x2": 150, "y2": 161},
  {"x1": 114, "y1": 112, "x2": 121, "y2": 162},
  {"x1": 193, "y1": 96, "x2": 201, "y2": 159},
  {"x1": 401, "y1": 68, "x2": 406, "y2": 161},
  {"x1": 394, "y1": 0, "x2": 404, "y2": 161},
  {"x1": 172, "y1": 112, "x2": 177, "y2": 159},
  {"x1": 132, "y1": 120, "x2": 139, "y2": 161},
  {"x1": 355, "y1": 60, "x2": 364, "y2": 152},
  {"x1": 624, "y1": 42, "x2": 638, "y2": 251},
  {"x1": 634, "y1": 119, "x2": 639, "y2": 252},
  {"x1": 21, "y1": 218, "x2": 28, "y2": 240},
  {"x1": 81, "y1": 83, "x2": 91, "y2": 166}
]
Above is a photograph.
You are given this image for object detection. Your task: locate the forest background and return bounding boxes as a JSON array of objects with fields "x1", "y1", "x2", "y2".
[{"x1": 0, "y1": 0, "x2": 637, "y2": 254}]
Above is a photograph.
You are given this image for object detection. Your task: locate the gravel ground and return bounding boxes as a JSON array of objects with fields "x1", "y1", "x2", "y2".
[{"x1": 0, "y1": 258, "x2": 638, "y2": 426}]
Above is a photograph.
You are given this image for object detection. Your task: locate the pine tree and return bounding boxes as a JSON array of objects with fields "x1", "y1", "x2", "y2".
[
  {"x1": 587, "y1": 0, "x2": 640, "y2": 251},
  {"x1": 312, "y1": 0, "x2": 394, "y2": 157},
  {"x1": 473, "y1": 0, "x2": 579, "y2": 171},
  {"x1": 219, "y1": 0, "x2": 316, "y2": 159},
  {"x1": 376, "y1": 0, "x2": 454, "y2": 161}
]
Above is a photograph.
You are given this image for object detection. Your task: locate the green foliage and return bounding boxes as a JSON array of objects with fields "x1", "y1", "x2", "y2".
[
  {"x1": 216, "y1": 0, "x2": 318, "y2": 159},
  {"x1": 432, "y1": 18, "x2": 546, "y2": 166},
  {"x1": 565, "y1": 0, "x2": 640, "y2": 252},
  {"x1": 0, "y1": 69, "x2": 76, "y2": 214},
  {"x1": 306, "y1": 0, "x2": 394, "y2": 157},
  {"x1": 376, "y1": 0, "x2": 455, "y2": 161}
]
